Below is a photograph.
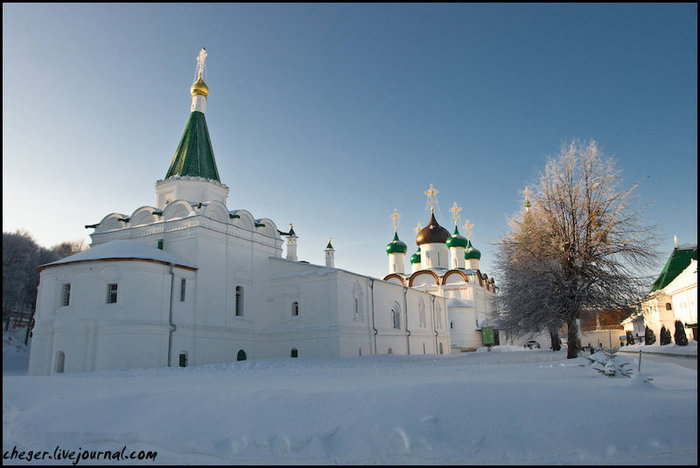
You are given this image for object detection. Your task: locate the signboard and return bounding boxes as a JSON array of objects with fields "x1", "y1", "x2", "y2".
[{"x1": 481, "y1": 326, "x2": 495, "y2": 345}]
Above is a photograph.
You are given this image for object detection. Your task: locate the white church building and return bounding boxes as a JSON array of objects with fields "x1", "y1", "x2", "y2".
[
  {"x1": 28, "y1": 50, "x2": 499, "y2": 376},
  {"x1": 382, "y1": 196, "x2": 498, "y2": 352}
]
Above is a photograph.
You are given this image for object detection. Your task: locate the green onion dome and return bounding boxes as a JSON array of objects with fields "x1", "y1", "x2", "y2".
[
  {"x1": 446, "y1": 226, "x2": 468, "y2": 249},
  {"x1": 386, "y1": 232, "x2": 408, "y2": 255},
  {"x1": 415, "y1": 213, "x2": 451, "y2": 245},
  {"x1": 464, "y1": 239, "x2": 482, "y2": 260},
  {"x1": 410, "y1": 248, "x2": 421, "y2": 264}
]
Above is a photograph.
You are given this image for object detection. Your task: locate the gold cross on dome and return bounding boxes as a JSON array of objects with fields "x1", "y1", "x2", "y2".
[
  {"x1": 196, "y1": 48, "x2": 207, "y2": 78},
  {"x1": 464, "y1": 219, "x2": 474, "y2": 239},
  {"x1": 522, "y1": 186, "x2": 532, "y2": 203},
  {"x1": 424, "y1": 184, "x2": 439, "y2": 213},
  {"x1": 449, "y1": 202, "x2": 462, "y2": 227},
  {"x1": 414, "y1": 223, "x2": 422, "y2": 234},
  {"x1": 390, "y1": 208, "x2": 401, "y2": 232}
]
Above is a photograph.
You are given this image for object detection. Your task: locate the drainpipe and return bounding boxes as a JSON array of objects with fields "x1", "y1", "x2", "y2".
[
  {"x1": 167, "y1": 263, "x2": 177, "y2": 367},
  {"x1": 404, "y1": 287, "x2": 410, "y2": 355},
  {"x1": 432, "y1": 295, "x2": 439, "y2": 353},
  {"x1": 370, "y1": 278, "x2": 377, "y2": 354}
]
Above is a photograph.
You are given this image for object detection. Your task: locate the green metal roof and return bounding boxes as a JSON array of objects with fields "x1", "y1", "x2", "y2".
[
  {"x1": 464, "y1": 239, "x2": 481, "y2": 260},
  {"x1": 650, "y1": 246, "x2": 697, "y2": 293},
  {"x1": 410, "y1": 247, "x2": 421, "y2": 264},
  {"x1": 165, "y1": 111, "x2": 220, "y2": 181},
  {"x1": 386, "y1": 231, "x2": 408, "y2": 254},
  {"x1": 446, "y1": 226, "x2": 468, "y2": 249}
]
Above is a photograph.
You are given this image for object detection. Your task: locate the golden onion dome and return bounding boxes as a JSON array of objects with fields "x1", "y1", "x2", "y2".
[{"x1": 190, "y1": 73, "x2": 209, "y2": 97}]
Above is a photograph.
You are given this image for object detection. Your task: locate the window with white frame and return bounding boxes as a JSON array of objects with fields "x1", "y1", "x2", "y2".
[
  {"x1": 61, "y1": 283, "x2": 71, "y2": 307},
  {"x1": 235, "y1": 286, "x2": 243, "y2": 316},
  {"x1": 106, "y1": 283, "x2": 118, "y2": 304}
]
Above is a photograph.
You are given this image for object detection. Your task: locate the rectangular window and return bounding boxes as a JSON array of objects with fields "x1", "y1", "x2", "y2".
[
  {"x1": 157, "y1": 239, "x2": 164, "y2": 250},
  {"x1": 179, "y1": 353, "x2": 188, "y2": 367},
  {"x1": 180, "y1": 278, "x2": 186, "y2": 302},
  {"x1": 61, "y1": 283, "x2": 71, "y2": 307},
  {"x1": 107, "y1": 283, "x2": 118, "y2": 304},
  {"x1": 292, "y1": 301, "x2": 299, "y2": 316},
  {"x1": 235, "y1": 286, "x2": 243, "y2": 316}
]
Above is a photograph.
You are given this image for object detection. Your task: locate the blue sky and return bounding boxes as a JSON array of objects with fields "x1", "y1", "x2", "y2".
[{"x1": 3, "y1": 3, "x2": 697, "y2": 281}]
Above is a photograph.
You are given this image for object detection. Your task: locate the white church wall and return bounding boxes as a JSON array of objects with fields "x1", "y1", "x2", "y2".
[
  {"x1": 406, "y1": 288, "x2": 443, "y2": 355},
  {"x1": 420, "y1": 243, "x2": 449, "y2": 270},
  {"x1": 372, "y1": 281, "x2": 410, "y2": 355},
  {"x1": 29, "y1": 260, "x2": 187, "y2": 374}
]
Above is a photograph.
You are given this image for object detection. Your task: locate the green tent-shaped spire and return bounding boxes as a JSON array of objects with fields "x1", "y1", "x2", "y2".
[{"x1": 165, "y1": 111, "x2": 220, "y2": 181}]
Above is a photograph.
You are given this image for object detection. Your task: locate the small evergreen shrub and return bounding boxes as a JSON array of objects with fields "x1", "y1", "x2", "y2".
[
  {"x1": 674, "y1": 320, "x2": 688, "y2": 346},
  {"x1": 584, "y1": 346, "x2": 633, "y2": 378},
  {"x1": 660, "y1": 325, "x2": 672, "y2": 345},
  {"x1": 644, "y1": 326, "x2": 656, "y2": 345}
]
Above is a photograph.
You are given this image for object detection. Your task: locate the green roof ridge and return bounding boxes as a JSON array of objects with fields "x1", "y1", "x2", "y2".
[
  {"x1": 650, "y1": 246, "x2": 697, "y2": 293},
  {"x1": 165, "y1": 111, "x2": 220, "y2": 181}
]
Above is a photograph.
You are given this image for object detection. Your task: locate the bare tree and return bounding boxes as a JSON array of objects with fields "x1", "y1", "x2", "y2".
[
  {"x1": 3, "y1": 231, "x2": 87, "y2": 335},
  {"x1": 496, "y1": 140, "x2": 657, "y2": 358}
]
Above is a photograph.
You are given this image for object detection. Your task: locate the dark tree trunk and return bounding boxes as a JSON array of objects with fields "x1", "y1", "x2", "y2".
[
  {"x1": 548, "y1": 326, "x2": 561, "y2": 351},
  {"x1": 566, "y1": 318, "x2": 580, "y2": 359}
]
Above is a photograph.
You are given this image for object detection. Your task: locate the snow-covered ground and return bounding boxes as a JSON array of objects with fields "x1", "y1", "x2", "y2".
[
  {"x1": 619, "y1": 340, "x2": 697, "y2": 356},
  {"x1": 3, "y1": 332, "x2": 697, "y2": 465}
]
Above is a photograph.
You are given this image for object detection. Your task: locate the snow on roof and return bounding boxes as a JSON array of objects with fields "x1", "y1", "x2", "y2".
[{"x1": 42, "y1": 239, "x2": 196, "y2": 270}]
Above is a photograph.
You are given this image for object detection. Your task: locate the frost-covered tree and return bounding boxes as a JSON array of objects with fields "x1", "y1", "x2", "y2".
[
  {"x1": 3, "y1": 231, "x2": 86, "y2": 327},
  {"x1": 495, "y1": 199, "x2": 566, "y2": 350},
  {"x1": 2, "y1": 231, "x2": 42, "y2": 315},
  {"x1": 496, "y1": 140, "x2": 657, "y2": 358},
  {"x1": 674, "y1": 320, "x2": 688, "y2": 346},
  {"x1": 644, "y1": 326, "x2": 656, "y2": 345},
  {"x1": 660, "y1": 325, "x2": 672, "y2": 346}
]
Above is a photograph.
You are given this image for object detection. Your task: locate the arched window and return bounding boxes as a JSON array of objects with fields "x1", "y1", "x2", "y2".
[
  {"x1": 179, "y1": 352, "x2": 188, "y2": 367},
  {"x1": 358, "y1": 348, "x2": 362, "y2": 356},
  {"x1": 236, "y1": 350, "x2": 247, "y2": 361},
  {"x1": 292, "y1": 301, "x2": 299, "y2": 316},
  {"x1": 354, "y1": 297, "x2": 360, "y2": 321},
  {"x1": 55, "y1": 351, "x2": 65, "y2": 374},
  {"x1": 423, "y1": 343, "x2": 426, "y2": 354},
  {"x1": 666, "y1": 303, "x2": 672, "y2": 310},
  {"x1": 439, "y1": 342, "x2": 444, "y2": 355},
  {"x1": 388, "y1": 348, "x2": 393, "y2": 354},
  {"x1": 392, "y1": 305, "x2": 401, "y2": 329},
  {"x1": 419, "y1": 301, "x2": 426, "y2": 328},
  {"x1": 291, "y1": 348, "x2": 298, "y2": 358},
  {"x1": 235, "y1": 286, "x2": 243, "y2": 316}
]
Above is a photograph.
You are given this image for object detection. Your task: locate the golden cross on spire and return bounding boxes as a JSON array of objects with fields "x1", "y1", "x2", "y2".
[
  {"x1": 414, "y1": 223, "x2": 422, "y2": 234},
  {"x1": 196, "y1": 48, "x2": 207, "y2": 78},
  {"x1": 390, "y1": 208, "x2": 401, "y2": 232},
  {"x1": 425, "y1": 184, "x2": 439, "y2": 213},
  {"x1": 449, "y1": 202, "x2": 462, "y2": 227},
  {"x1": 464, "y1": 219, "x2": 474, "y2": 239}
]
